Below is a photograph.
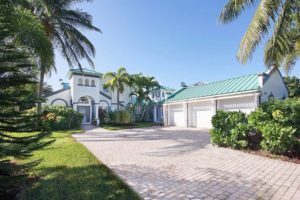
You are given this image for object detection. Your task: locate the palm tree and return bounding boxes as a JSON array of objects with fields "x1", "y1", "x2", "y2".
[
  {"x1": 103, "y1": 67, "x2": 129, "y2": 111},
  {"x1": 17, "y1": 0, "x2": 101, "y2": 112},
  {"x1": 130, "y1": 74, "x2": 159, "y2": 121},
  {"x1": 219, "y1": 0, "x2": 300, "y2": 72}
]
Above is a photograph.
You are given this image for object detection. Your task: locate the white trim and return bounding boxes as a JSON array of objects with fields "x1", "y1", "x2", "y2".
[{"x1": 164, "y1": 91, "x2": 260, "y2": 105}]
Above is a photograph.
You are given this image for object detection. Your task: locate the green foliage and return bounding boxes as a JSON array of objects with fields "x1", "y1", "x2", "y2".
[
  {"x1": 0, "y1": 43, "x2": 51, "y2": 198},
  {"x1": 108, "y1": 110, "x2": 132, "y2": 125},
  {"x1": 41, "y1": 106, "x2": 83, "y2": 130},
  {"x1": 284, "y1": 76, "x2": 300, "y2": 98},
  {"x1": 260, "y1": 123, "x2": 297, "y2": 154},
  {"x1": 248, "y1": 108, "x2": 270, "y2": 130},
  {"x1": 210, "y1": 111, "x2": 251, "y2": 149}
]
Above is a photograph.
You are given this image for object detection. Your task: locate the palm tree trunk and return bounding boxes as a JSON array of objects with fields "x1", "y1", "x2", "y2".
[
  {"x1": 37, "y1": 67, "x2": 45, "y2": 113},
  {"x1": 117, "y1": 89, "x2": 120, "y2": 111}
]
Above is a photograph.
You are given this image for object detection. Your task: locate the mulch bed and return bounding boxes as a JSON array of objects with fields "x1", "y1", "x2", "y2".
[{"x1": 241, "y1": 149, "x2": 300, "y2": 164}]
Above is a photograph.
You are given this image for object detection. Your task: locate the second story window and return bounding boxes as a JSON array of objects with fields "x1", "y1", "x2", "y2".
[
  {"x1": 78, "y1": 78, "x2": 83, "y2": 85},
  {"x1": 85, "y1": 79, "x2": 89, "y2": 86},
  {"x1": 152, "y1": 93, "x2": 154, "y2": 98},
  {"x1": 157, "y1": 92, "x2": 160, "y2": 97},
  {"x1": 103, "y1": 86, "x2": 109, "y2": 93},
  {"x1": 91, "y1": 80, "x2": 95, "y2": 87}
]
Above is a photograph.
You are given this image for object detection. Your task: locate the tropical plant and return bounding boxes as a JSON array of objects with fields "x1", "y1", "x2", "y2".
[
  {"x1": 130, "y1": 74, "x2": 159, "y2": 121},
  {"x1": 284, "y1": 76, "x2": 300, "y2": 97},
  {"x1": 15, "y1": 0, "x2": 101, "y2": 112},
  {"x1": 103, "y1": 67, "x2": 130, "y2": 110},
  {"x1": 219, "y1": 0, "x2": 300, "y2": 72}
]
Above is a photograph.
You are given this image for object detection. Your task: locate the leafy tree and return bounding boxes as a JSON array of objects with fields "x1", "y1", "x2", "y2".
[
  {"x1": 0, "y1": 2, "x2": 52, "y2": 198},
  {"x1": 15, "y1": 0, "x2": 101, "y2": 112},
  {"x1": 284, "y1": 76, "x2": 300, "y2": 97},
  {"x1": 220, "y1": 0, "x2": 300, "y2": 72},
  {"x1": 104, "y1": 67, "x2": 130, "y2": 111},
  {"x1": 130, "y1": 74, "x2": 159, "y2": 121}
]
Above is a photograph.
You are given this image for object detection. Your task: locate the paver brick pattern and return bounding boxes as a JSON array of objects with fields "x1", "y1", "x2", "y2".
[{"x1": 73, "y1": 126, "x2": 300, "y2": 200}]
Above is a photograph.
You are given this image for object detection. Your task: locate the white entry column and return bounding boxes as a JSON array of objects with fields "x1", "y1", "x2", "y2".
[
  {"x1": 163, "y1": 104, "x2": 168, "y2": 126},
  {"x1": 183, "y1": 102, "x2": 188, "y2": 128}
]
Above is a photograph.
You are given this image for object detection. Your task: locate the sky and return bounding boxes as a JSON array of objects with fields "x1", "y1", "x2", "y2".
[{"x1": 46, "y1": 0, "x2": 300, "y2": 90}]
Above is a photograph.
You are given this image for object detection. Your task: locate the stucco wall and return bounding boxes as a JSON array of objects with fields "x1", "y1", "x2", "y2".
[
  {"x1": 218, "y1": 95, "x2": 257, "y2": 114},
  {"x1": 43, "y1": 89, "x2": 71, "y2": 107},
  {"x1": 261, "y1": 70, "x2": 288, "y2": 102},
  {"x1": 70, "y1": 75, "x2": 100, "y2": 103}
]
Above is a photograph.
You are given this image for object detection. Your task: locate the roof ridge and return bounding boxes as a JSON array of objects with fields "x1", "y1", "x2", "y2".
[{"x1": 186, "y1": 73, "x2": 258, "y2": 89}]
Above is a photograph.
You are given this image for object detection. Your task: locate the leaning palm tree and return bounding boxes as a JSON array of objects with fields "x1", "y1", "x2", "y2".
[
  {"x1": 103, "y1": 67, "x2": 129, "y2": 111},
  {"x1": 219, "y1": 0, "x2": 300, "y2": 73},
  {"x1": 17, "y1": 0, "x2": 101, "y2": 111}
]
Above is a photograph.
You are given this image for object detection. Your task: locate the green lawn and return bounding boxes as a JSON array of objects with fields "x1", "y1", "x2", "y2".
[
  {"x1": 16, "y1": 130, "x2": 141, "y2": 200},
  {"x1": 101, "y1": 122, "x2": 160, "y2": 130}
]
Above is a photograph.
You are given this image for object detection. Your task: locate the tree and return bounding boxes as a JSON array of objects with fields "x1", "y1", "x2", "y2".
[
  {"x1": 0, "y1": 2, "x2": 52, "y2": 198},
  {"x1": 219, "y1": 0, "x2": 300, "y2": 72},
  {"x1": 103, "y1": 67, "x2": 129, "y2": 111},
  {"x1": 130, "y1": 74, "x2": 159, "y2": 121},
  {"x1": 16, "y1": 0, "x2": 101, "y2": 112},
  {"x1": 284, "y1": 76, "x2": 300, "y2": 97}
]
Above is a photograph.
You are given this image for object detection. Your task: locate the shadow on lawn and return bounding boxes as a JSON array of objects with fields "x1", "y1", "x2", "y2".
[{"x1": 22, "y1": 164, "x2": 141, "y2": 200}]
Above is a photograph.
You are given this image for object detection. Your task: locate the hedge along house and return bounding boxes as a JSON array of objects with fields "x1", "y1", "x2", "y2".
[
  {"x1": 163, "y1": 68, "x2": 288, "y2": 129},
  {"x1": 42, "y1": 68, "x2": 132, "y2": 124}
]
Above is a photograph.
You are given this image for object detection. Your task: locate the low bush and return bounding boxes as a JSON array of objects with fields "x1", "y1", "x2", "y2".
[
  {"x1": 260, "y1": 123, "x2": 297, "y2": 154},
  {"x1": 108, "y1": 110, "x2": 132, "y2": 125},
  {"x1": 210, "y1": 111, "x2": 252, "y2": 149},
  {"x1": 42, "y1": 106, "x2": 83, "y2": 130}
]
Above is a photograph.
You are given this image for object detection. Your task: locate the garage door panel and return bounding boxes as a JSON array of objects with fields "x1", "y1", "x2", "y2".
[
  {"x1": 171, "y1": 111, "x2": 184, "y2": 127},
  {"x1": 196, "y1": 110, "x2": 213, "y2": 128}
]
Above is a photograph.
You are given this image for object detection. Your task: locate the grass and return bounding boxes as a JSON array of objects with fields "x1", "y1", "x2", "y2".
[
  {"x1": 101, "y1": 122, "x2": 160, "y2": 131},
  {"x1": 14, "y1": 129, "x2": 141, "y2": 200}
]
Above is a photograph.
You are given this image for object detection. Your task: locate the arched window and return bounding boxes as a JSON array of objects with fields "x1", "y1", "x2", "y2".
[
  {"x1": 85, "y1": 79, "x2": 89, "y2": 86},
  {"x1": 78, "y1": 97, "x2": 89, "y2": 104},
  {"x1": 78, "y1": 78, "x2": 83, "y2": 85},
  {"x1": 91, "y1": 80, "x2": 95, "y2": 87}
]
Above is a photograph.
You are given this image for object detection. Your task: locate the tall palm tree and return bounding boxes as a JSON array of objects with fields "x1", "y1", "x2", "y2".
[
  {"x1": 17, "y1": 0, "x2": 101, "y2": 111},
  {"x1": 219, "y1": 0, "x2": 300, "y2": 72},
  {"x1": 103, "y1": 67, "x2": 129, "y2": 111}
]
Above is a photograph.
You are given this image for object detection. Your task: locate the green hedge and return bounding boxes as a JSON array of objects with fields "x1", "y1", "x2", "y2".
[
  {"x1": 107, "y1": 110, "x2": 132, "y2": 125},
  {"x1": 42, "y1": 106, "x2": 83, "y2": 130},
  {"x1": 211, "y1": 98, "x2": 300, "y2": 155}
]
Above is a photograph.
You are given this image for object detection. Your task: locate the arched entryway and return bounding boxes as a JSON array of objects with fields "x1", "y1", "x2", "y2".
[{"x1": 76, "y1": 96, "x2": 95, "y2": 124}]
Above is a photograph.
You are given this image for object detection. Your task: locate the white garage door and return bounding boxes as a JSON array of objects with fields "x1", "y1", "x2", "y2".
[
  {"x1": 196, "y1": 110, "x2": 213, "y2": 128},
  {"x1": 171, "y1": 111, "x2": 184, "y2": 127}
]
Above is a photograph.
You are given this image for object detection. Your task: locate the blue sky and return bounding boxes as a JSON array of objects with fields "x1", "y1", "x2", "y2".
[{"x1": 46, "y1": 0, "x2": 300, "y2": 90}]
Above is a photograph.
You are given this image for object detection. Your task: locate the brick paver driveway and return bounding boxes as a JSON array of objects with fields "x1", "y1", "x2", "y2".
[{"x1": 73, "y1": 126, "x2": 300, "y2": 200}]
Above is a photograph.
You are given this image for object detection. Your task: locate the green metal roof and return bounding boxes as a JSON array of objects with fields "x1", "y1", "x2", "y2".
[
  {"x1": 152, "y1": 85, "x2": 176, "y2": 92},
  {"x1": 165, "y1": 74, "x2": 261, "y2": 103},
  {"x1": 67, "y1": 68, "x2": 102, "y2": 78}
]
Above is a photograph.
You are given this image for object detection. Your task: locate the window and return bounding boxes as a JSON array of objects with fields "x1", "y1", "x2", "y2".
[
  {"x1": 157, "y1": 92, "x2": 160, "y2": 97},
  {"x1": 78, "y1": 78, "x2": 83, "y2": 85},
  {"x1": 103, "y1": 86, "x2": 109, "y2": 93},
  {"x1": 152, "y1": 93, "x2": 154, "y2": 98},
  {"x1": 85, "y1": 79, "x2": 89, "y2": 86},
  {"x1": 78, "y1": 97, "x2": 89, "y2": 104},
  {"x1": 162, "y1": 92, "x2": 165, "y2": 97},
  {"x1": 91, "y1": 80, "x2": 95, "y2": 87}
]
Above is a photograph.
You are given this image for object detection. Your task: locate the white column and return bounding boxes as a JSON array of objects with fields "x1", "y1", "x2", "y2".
[
  {"x1": 163, "y1": 105, "x2": 168, "y2": 126},
  {"x1": 183, "y1": 102, "x2": 188, "y2": 128},
  {"x1": 95, "y1": 104, "x2": 99, "y2": 125},
  {"x1": 212, "y1": 99, "x2": 217, "y2": 115},
  {"x1": 254, "y1": 93, "x2": 260, "y2": 109},
  {"x1": 167, "y1": 105, "x2": 171, "y2": 126},
  {"x1": 153, "y1": 106, "x2": 157, "y2": 122}
]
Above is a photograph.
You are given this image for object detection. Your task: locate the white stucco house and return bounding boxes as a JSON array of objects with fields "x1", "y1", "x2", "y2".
[
  {"x1": 43, "y1": 68, "x2": 133, "y2": 124},
  {"x1": 150, "y1": 86, "x2": 175, "y2": 123},
  {"x1": 163, "y1": 68, "x2": 288, "y2": 128}
]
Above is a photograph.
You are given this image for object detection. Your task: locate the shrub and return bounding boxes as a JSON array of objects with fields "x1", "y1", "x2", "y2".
[
  {"x1": 210, "y1": 110, "x2": 251, "y2": 149},
  {"x1": 108, "y1": 109, "x2": 132, "y2": 125},
  {"x1": 260, "y1": 122, "x2": 297, "y2": 154},
  {"x1": 42, "y1": 106, "x2": 83, "y2": 130}
]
